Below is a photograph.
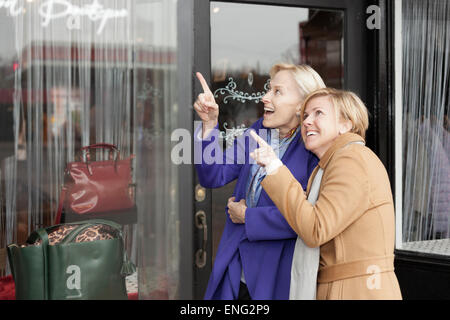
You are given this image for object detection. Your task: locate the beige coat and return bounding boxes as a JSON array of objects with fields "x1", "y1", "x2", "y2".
[{"x1": 261, "y1": 133, "x2": 402, "y2": 300}]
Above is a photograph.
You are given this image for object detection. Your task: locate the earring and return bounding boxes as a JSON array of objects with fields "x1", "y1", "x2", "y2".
[{"x1": 295, "y1": 111, "x2": 301, "y2": 118}]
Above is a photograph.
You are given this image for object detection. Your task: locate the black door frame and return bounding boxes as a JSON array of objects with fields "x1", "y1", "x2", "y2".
[
  {"x1": 189, "y1": 0, "x2": 383, "y2": 299},
  {"x1": 187, "y1": 0, "x2": 450, "y2": 301}
]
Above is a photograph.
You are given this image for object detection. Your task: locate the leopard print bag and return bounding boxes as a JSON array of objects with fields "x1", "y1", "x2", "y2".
[
  {"x1": 8, "y1": 219, "x2": 134, "y2": 300},
  {"x1": 22, "y1": 223, "x2": 119, "y2": 247}
]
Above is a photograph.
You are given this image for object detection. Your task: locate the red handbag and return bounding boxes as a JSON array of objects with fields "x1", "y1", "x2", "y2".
[{"x1": 55, "y1": 143, "x2": 136, "y2": 225}]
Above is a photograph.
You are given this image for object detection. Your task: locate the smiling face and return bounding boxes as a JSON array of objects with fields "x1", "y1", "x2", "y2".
[
  {"x1": 261, "y1": 70, "x2": 303, "y2": 137},
  {"x1": 301, "y1": 95, "x2": 351, "y2": 159}
]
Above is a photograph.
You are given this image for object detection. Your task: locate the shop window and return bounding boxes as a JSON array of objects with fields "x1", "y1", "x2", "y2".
[
  {"x1": 399, "y1": 0, "x2": 450, "y2": 255},
  {"x1": 0, "y1": 0, "x2": 181, "y2": 299}
]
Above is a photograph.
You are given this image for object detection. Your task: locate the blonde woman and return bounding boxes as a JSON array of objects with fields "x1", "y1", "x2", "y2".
[
  {"x1": 194, "y1": 64, "x2": 325, "y2": 299},
  {"x1": 250, "y1": 88, "x2": 402, "y2": 299}
]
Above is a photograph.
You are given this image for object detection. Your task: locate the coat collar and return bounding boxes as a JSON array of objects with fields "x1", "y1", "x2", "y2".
[{"x1": 318, "y1": 132, "x2": 365, "y2": 169}]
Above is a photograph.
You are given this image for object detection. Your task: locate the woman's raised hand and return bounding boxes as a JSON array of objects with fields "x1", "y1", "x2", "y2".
[
  {"x1": 249, "y1": 130, "x2": 280, "y2": 169},
  {"x1": 194, "y1": 72, "x2": 219, "y2": 132}
]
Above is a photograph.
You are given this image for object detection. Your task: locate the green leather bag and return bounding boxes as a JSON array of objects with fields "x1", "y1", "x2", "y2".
[{"x1": 7, "y1": 219, "x2": 135, "y2": 300}]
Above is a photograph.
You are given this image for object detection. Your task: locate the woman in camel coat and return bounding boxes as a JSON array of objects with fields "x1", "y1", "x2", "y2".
[{"x1": 249, "y1": 88, "x2": 402, "y2": 299}]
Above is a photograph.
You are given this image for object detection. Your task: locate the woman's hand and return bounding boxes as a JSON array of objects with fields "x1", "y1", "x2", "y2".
[
  {"x1": 194, "y1": 72, "x2": 219, "y2": 137},
  {"x1": 227, "y1": 197, "x2": 247, "y2": 224},
  {"x1": 249, "y1": 130, "x2": 279, "y2": 167}
]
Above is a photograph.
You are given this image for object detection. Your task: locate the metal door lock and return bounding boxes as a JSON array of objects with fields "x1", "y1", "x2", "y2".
[{"x1": 195, "y1": 184, "x2": 206, "y2": 202}]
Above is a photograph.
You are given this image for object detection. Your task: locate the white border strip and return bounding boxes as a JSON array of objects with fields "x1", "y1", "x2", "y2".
[{"x1": 394, "y1": 0, "x2": 403, "y2": 249}]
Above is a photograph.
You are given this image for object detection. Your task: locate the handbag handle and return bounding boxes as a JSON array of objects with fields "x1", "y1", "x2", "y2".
[
  {"x1": 81, "y1": 143, "x2": 120, "y2": 159},
  {"x1": 27, "y1": 228, "x2": 51, "y2": 300},
  {"x1": 27, "y1": 219, "x2": 122, "y2": 250},
  {"x1": 61, "y1": 219, "x2": 123, "y2": 244},
  {"x1": 80, "y1": 143, "x2": 121, "y2": 174},
  {"x1": 60, "y1": 219, "x2": 136, "y2": 276},
  {"x1": 81, "y1": 143, "x2": 118, "y2": 151}
]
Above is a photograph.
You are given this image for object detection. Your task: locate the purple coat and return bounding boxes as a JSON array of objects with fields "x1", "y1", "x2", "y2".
[{"x1": 194, "y1": 118, "x2": 318, "y2": 300}]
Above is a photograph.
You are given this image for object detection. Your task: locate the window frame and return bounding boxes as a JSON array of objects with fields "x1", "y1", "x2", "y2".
[{"x1": 393, "y1": 0, "x2": 450, "y2": 258}]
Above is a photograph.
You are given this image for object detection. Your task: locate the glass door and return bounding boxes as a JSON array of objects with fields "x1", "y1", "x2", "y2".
[
  {"x1": 193, "y1": 0, "x2": 368, "y2": 299},
  {"x1": 210, "y1": 2, "x2": 345, "y2": 263}
]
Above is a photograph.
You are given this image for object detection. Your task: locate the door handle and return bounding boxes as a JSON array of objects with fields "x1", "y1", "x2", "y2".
[{"x1": 195, "y1": 210, "x2": 207, "y2": 268}]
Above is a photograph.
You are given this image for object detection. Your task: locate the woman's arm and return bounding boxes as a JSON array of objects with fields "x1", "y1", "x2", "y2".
[
  {"x1": 244, "y1": 205, "x2": 298, "y2": 241},
  {"x1": 194, "y1": 122, "x2": 245, "y2": 188},
  {"x1": 193, "y1": 71, "x2": 244, "y2": 188},
  {"x1": 261, "y1": 150, "x2": 370, "y2": 248}
]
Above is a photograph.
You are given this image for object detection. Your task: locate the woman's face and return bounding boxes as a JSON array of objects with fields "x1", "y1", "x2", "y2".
[
  {"x1": 301, "y1": 95, "x2": 349, "y2": 159},
  {"x1": 261, "y1": 70, "x2": 303, "y2": 137}
]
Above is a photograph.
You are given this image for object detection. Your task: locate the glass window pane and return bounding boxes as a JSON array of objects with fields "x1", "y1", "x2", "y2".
[
  {"x1": 0, "y1": 0, "x2": 182, "y2": 299},
  {"x1": 400, "y1": 0, "x2": 450, "y2": 255}
]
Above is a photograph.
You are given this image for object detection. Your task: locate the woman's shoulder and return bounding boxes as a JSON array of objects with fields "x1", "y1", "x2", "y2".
[
  {"x1": 327, "y1": 143, "x2": 370, "y2": 172},
  {"x1": 329, "y1": 142, "x2": 388, "y2": 179}
]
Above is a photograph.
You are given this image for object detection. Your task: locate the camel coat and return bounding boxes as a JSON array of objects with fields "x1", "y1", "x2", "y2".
[{"x1": 261, "y1": 133, "x2": 402, "y2": 300}]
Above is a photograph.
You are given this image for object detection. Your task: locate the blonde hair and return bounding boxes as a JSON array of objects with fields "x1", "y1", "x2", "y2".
[
  {"x1": 269, "y1": 63, "x2": 326, "y2": 98},
  {"x1": 300, "y1": 88, "x2": 369, "y2": 139}
]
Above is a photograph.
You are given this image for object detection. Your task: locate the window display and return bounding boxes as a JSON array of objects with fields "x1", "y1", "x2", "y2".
[
  {"x1": 0, "y1": 0, "x2": 181, "y2": 299},
  {"x1": 400, "y1": 0, "x2": 449, "y2": 254}
]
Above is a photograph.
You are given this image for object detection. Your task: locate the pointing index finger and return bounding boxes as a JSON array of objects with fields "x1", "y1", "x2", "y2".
[
  {"x1": 250, "y1": 130, "x2": 269, "y2": 147},
  {"x1": 196, "y1": 72, "x2": 212, "y2": 94}
]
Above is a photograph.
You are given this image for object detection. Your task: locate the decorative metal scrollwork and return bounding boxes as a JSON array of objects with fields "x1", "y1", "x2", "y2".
[
  {"x1": 219, "y1": 122, "x2": 247, "y2": 147},
  {"x1": 213, "y1": 77, "x2": 270, "y2": 104}
]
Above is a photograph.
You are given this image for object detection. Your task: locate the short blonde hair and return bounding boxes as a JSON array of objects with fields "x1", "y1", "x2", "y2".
[
  {"x1": 269, "y1": 63, "x2": 326, "y2": 98},
  {"x1": 300, "y1": 88, "x2": 369, "y2": 139}
]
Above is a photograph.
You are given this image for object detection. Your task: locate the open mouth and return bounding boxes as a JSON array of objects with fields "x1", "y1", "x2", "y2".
[
  {"x1": 264, "y1": 107, "x2": 274, "y2": 117},
  {"x1": 305, "y1": 131, "x2": 319, "y2": 138}
]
